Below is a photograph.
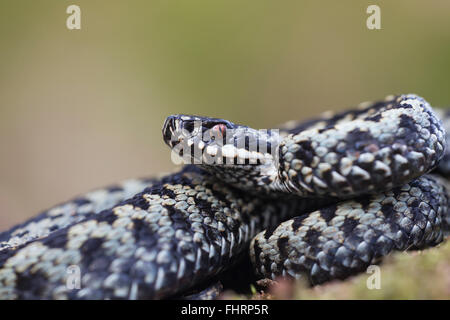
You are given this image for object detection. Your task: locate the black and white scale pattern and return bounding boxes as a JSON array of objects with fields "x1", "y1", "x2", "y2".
[
  {"x1": 250, "y1": 174, "x2": 447, "y2": 284},
  {"x1": 0, "y1": 94, "x2": 449, "y2": 299}
]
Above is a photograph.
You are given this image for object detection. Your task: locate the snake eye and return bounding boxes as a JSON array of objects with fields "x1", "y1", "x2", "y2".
[{"x1": 211, "y1": 124, "x2": 227, "y2": 138}]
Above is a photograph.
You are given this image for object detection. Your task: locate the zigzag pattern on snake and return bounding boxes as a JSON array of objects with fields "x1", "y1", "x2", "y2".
[{"x1": 0, "y1": 94, "x2": 449, "y2": 299}]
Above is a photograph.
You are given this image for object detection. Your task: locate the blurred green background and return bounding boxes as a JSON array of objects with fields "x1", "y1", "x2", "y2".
[{"x1": 1, "y1": 0, "x2": 449, "y2": 229}]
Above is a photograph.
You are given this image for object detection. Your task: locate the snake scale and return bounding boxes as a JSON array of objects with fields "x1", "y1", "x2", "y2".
[{"x1": 0, "y1": 94, "x2": 449, "y2": 299}]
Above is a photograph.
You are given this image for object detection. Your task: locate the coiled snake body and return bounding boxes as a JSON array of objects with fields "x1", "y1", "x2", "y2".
[{"x1": 0, "y1": 94, "x2": 449, "y2": 299}]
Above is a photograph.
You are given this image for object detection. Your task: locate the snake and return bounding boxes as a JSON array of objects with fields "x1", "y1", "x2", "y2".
[{"x1": 0, "y1": 93, "x2": 449, "y2": 299}]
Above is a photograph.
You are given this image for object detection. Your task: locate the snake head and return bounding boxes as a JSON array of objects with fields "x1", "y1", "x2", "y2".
[{"x1": 162, "y1": 114, "x2": 280, "y2": 167}]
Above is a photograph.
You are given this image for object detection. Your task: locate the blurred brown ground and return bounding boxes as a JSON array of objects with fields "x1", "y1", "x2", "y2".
[{"x1": 1, "y1": 0, "x2": 450, "y2": 230}]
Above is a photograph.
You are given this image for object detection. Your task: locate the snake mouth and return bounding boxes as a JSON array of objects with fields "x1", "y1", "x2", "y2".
[
  {"x1": 162, "y1": 114, "x2": 280, "y2": 166},
  {"x1": 162, "y1": 115, "x2": 178, "y2": 148},
  {"x1": 162, "y1": 115, "x2": 233, "y2": 148}
]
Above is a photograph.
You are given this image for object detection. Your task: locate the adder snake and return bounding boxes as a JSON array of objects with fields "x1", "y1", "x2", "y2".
[{"x1": 0, "y1": 94, "x2": 449, "y2": 299}]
